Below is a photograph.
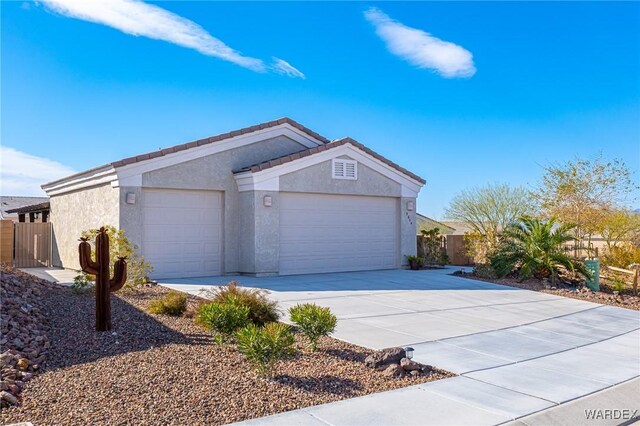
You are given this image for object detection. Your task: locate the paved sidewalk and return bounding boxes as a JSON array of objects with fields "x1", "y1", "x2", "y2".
[
  {"x1": 159, "y1": 267, "x2": 640, "y2": 425},
  {"x1": 19, "y1": 267, "x2": 77, "y2": 286}
]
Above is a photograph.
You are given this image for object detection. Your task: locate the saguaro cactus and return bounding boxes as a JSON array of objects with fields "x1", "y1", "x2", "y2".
[{"x1": 79, "y1": 227, "x2": 127, "y2": 331}]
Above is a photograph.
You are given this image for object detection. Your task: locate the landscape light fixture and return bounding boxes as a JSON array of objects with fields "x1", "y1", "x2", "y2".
[{"x1": 404, "y1": 347, "x2": 414, "y2": 359}]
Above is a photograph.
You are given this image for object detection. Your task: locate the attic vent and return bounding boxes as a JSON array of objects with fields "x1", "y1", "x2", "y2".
[{"x1": 332, "y1": 159, "x2": 357, "y2": 180}]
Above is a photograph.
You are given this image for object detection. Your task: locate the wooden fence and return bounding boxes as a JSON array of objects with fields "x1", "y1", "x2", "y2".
[
  {"x1": 0, "y1": 220, "x2": 13, "y2": 264},
  {"x1": 13, "y1": 222, "x2": 52, "y2": 268}
]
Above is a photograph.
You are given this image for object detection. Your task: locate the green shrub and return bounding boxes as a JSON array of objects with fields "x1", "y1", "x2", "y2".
[
  {"x1": 236, "y1": 322, "x2": 295, "y2": 377},
  {"x1": 196, "y1": 298, "x2": 250, "y2": 342},
  {"x1": 81, "y1": 225, "x2": 153, "y2": 290},
  {"x1": 490, "y1": 216, "x2": 589, "y2": 285},
  {"x1": 71, "y1": 273, "x2": 93, "y2": 294},
  {"x1": 473, "y1": 263, "x2": 497, "y2": 279},
  {"x1": 288, "y1": 303, "x2": 337, "y2": 351},
  {"x1": 148, "y1": 290, "x2": 187, "y2": 316},
  {"x1": 202, "y1": 281, "x2": 279, "y2": 325}
]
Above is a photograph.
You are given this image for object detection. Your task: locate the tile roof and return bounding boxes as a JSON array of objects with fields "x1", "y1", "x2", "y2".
[
  {"x1": 110, "y1": 117, "x2": 330, "y2": 168},
  {"x1": 235, "y1": 137, "x2": 426, "y2": 184}
]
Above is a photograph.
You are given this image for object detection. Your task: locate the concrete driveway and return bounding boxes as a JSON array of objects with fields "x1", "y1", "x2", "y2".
[{"x1": 159, "y1": 267, "x2": 640, "y2": 425}]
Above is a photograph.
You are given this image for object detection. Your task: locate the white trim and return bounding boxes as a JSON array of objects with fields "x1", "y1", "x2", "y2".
[
  {"x1": 332, "y1": 158, "x2": 358, "y2": 180},
  {"x1": 234, "y1": 143, "x2": 424, "y2": 197},
  {"x1": 116, "y1": 124, "x2": 323, "y2": 187},
  {"x1": 42, "y1": 166, "x2": 117, "y2": 196}
]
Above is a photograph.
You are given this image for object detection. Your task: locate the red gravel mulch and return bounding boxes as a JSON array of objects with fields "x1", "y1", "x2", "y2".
[
  {"x1": 2, "y1": 280, "x2": 453, "y2": 426},
  {"x1": 456, "y1": 272, "x2": 640, "y2": 311}
]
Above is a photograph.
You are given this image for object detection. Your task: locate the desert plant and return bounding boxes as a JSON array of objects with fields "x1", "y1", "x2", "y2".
[
  {"x1": 196, "y1": 298, "x2": 250, "y2": 342},
  {"x1": 406, "y1": 255, "x2": 424, "y2": 270},
  {"x1": 81, "y1": 225, "x2": 152, "y2": 290},
  {"x1": 602, "y1": 243, "x2": 640, "y2": 269},
  {"x1": 148, "y1": 290, "x2": 187, "y2": 316},
  {"x1": 236, "y1": 322, "x2": 295, "y2": 377},
  {"x1": 418, "y1": 228, "x2": 449, "y2": 266},
  {"x1": 288, "y1": 303, "x2": 337, "y2": 351},
  {"x1": 200, "y1": 281, "x2": 279, "y2": 325},
  {"x1": 610, "y1": 277, "x2": 625, "y2": 294},
  {"x1": 490, "y1": 216, "x2": 590, "y2": 285},
  {"x1": 473, "y1": 263, "x2": 497, "y2": 279},
  {"x1": 71, "y1": 273, "x2": 94, "y2": 293},
  {"x1": 445, "y1": 183, "x2": 535, "y2": 262}
]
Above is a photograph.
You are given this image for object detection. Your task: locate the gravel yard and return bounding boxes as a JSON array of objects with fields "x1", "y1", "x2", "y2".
[
  {"x1": 456, "y1": 272, "x2": 640, "y2": 311},
  {"x1": 1, "y1": 278, "x2": 453, "y2": 425}
]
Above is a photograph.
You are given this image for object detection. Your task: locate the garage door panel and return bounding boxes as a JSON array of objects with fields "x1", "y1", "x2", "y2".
[
  {"x1": 143, "y1": 189, "x2": 222, "y2": 279},
  {"x1": 279, "y1": 193, "x2": 399, "y2": 275}
]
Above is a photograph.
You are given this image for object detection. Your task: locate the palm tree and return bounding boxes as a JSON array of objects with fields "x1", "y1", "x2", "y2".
[{"x1": 490, "y1": 216, "x2": 590, "y2": 285}]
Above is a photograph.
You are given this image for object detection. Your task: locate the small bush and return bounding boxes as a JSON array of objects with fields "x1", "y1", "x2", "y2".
[
  {"x1": 202, "y1": 281, "x2": 279, "y2": 325},
  {"x1": 288, "y1": 303, "x2": 337, "y2": 351},
  {"x1": 473, "y1": 263, "x2": 497, "y2": 279},
  {"x1": 196, "y1": 298, "x2": 250, "y2": 341},
  {"x1": 148, "y1": 290, "x2": 187, "y2": 316},
  {"x1": 81, "y1": 225, "x2": 153, "y2": 290},
  {"x1": 71, "y1": 273, "x2": 93, "y2": 294},
  {"x1": 236, "y1": 322, "x2": 295, "y2": 377}
]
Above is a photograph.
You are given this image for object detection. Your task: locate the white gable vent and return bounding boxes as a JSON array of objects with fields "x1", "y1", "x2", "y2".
[{"x1": 332, "y1": 159, "x2": 357, "y2": 180}]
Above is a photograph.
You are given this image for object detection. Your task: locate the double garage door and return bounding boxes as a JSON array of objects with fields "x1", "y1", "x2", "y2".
[
  {"x1": 142, "y1": 189, "x2": 399, "y2": 278},
  {"x1": 279, "y1": 193, "x2": 399, "y2": 275},
  {"x1": 143, "y1": 189, "x2": 223, "y2": 279}
]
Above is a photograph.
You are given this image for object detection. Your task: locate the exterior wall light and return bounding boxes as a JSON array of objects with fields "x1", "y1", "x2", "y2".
[
  {"x1": 404, "y1": 347, "x2": 414, "y2": 359},
  {"x1": 263, "y1": 195, "x2": 272, "y2": 207},
  {"x1": 125, "y1": 192, "x2": 136, "y2": 205},
  {"x1": 406, "y1": 201, "x2": 415, "y2": 211}
]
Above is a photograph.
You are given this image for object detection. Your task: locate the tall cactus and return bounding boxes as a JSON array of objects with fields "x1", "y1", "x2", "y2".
[{"x1": 79, "y1": 227, "x2": 127, "y2": 331}]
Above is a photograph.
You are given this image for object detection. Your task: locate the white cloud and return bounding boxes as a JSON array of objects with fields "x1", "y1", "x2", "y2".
[
  {"x1": 0, "y1": 147, "x2": 76, "y2": 196},
  {"x1": 271, "y1": 57, "x2": 305, "y2": 79},
  {"x1": 40, "y1": 0, "x2": 304, "y2": 76},
  {"x1": 364, "y1": 7, "x2": 476, "y2": 78}
]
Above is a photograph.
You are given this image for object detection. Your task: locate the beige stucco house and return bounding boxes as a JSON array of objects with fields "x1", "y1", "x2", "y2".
[{"x1": 42, "y1": 118, "x2": 425, "y2": 279}]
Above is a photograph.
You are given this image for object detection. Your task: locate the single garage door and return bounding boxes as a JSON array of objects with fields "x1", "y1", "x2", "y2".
[
  {"x1": 279, "y1": 193, "x2": 399, "y2": 275},
  {"x1": 143, "y1": 189, "x2": 223, "y2": 279}
]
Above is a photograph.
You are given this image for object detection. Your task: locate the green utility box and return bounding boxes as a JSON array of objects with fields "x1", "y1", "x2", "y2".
[{"x1": 584, "y1": 259, "x2": 600, "y2": 291}]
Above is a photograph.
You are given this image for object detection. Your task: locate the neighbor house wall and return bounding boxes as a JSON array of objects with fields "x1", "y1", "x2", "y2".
[
  {"x1": 120, "y1": 135, "x2": 307, "y2": 274},
  {"x1": 50, "y1": 184, "x2": 120, "y2": 270}
]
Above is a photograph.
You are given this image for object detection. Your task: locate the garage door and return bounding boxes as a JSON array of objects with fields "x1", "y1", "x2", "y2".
[
  {"x1": 279, "y1": 193, "x2": 399, "y2": 275},
  {"x1": 143, "y1": 189, "x2": 223, "y2": 279}
]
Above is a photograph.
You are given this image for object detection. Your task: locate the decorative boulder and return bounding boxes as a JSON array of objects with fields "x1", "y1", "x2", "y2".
[
  {"x1": 400, "y1": 357, "x2": 422, "y2": 371},
  {"x1": 365, "y1": 347, "x2": 406, "y2": 368},
  {"x1": 382, "y1": 364, "x2": 405, "y2": 378}
]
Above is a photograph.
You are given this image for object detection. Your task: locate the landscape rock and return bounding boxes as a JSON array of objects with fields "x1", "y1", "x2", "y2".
[
  {"x1": 1, "y1": 265, "x2": 56, "y2": 408},
  {"x1": 382, "y1": 364, "x2": 405, "y2": 378},
  {"x1": 364, "y1": 347, "x2": 406, "y2": 368},
  {"x1": 400, "y1": 357, "x2": 422, "y2": 371}
]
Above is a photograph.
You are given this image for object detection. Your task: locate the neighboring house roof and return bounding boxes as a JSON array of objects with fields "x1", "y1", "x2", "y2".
[
  {"x1": 235, "y1": 137, "x2": 426, "y2": 184},
  {"x1": 0, "y1": 196, "x2": 49, "y2": 220},
  {"x1": 441, "y1": 221, "x2": 475, "y2": 236},
  {"x1": 6, "y1": 201, "x2": 50, "y2": 214},
  {"x1": 416, "y1": 214, "x2": 455, "y2": 234}
]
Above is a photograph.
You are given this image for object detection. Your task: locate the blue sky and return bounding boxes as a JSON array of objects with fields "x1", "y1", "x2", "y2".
[{"x1": 2, "y1": 1, "x2": 639, "y2": 218}]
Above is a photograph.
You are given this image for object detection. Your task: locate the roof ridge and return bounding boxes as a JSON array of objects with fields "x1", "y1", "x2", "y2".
[
  {"x1": 111, "y1": 117, "x2": 329, "y2": 168},
  {"x1": 235, "y1": 136, "x2": 426, "y2": 184}
]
